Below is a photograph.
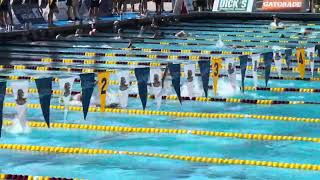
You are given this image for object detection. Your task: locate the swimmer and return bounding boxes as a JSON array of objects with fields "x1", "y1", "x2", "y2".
[
  {"x1": 89, "y1": 23, "x2": 97, "y2": 36},
  {"x1": 175, "y1": 31, "x2": 188, "y2": 38},
  {"x1": 11, "y1": 89, "x2": 30, "y2": 133},
  {"x1": 152, "y1": 74, "x2": 161, "y2": 87},
  {"x1": 115, "y1": 28, "x2": 123, "y2": 39},
  {"x1": 270, "y1": 15, "x2": 284, "y2": 29},
  {"x1": 127, "y1": 39, "x2": 135, "y2": 48},
  {"x1": 137, "y1": 25, "x2": 145, "y2": 37},
  {"x1": 119, "y1": 77, "x2": 129, "y2": 91}
]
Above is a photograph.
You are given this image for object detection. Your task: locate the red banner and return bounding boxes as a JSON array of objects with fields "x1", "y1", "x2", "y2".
[{"x1": 261, "y1": 0, "x2": 306, "y2": 12}]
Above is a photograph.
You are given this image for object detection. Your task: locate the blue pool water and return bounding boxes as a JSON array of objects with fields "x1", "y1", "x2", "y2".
[{"x1": 1, "y1": 19, "x2": 320, "y2": 179}]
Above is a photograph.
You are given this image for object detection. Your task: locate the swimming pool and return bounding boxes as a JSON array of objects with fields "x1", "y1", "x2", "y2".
[{"x1": 0, "y1": 19, "x2": 320, "y2": 179}]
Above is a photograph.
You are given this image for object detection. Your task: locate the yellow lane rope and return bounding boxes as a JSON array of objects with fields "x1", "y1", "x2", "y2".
[
  {"x1": 3, "y1": 120, "x2": 320, "y2": 143},
  {"x1": 1, "y1": 144, "x2": 320, "y2": 172},
  {"x1": 4, "y1": 102, "x2": 320, "y2": 123}
]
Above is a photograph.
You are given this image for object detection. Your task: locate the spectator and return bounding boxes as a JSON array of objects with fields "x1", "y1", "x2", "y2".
[
  {"x1": 48, "y1": 0, "x2": 59, "y2": 26},
  {"x1": 154, "y1": 0, "x2": 161, "y2": 15},
  {"x1": 90, "y1": 0, "x2": 100, "y2": 20},
  {"x1": 67, "y1": 0, "x2": 80, "y2": 21},
  {"x1": 0, "y1": 0, "x2": 10, "y2": 30}
]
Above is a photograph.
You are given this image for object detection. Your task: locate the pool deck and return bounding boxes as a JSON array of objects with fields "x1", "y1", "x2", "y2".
[{"x1": 1, "y1": 11, "x2": 320, "y2": 41}]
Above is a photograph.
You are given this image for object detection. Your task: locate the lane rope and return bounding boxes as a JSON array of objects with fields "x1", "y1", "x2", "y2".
[
  {"x1": 4, "y1": 120, "x2": 320, "y2": 143},
  {"x1": 3, "y1": 102, "x2": 320, "y2": 123},
  {"x1": 0, "y1": 173, "x2": 82, "y2": 180},
  {"x1": 1, "y1": 143, "x2": 320, "y2": 172}
]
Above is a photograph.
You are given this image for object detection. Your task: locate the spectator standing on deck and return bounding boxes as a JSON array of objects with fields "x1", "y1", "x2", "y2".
[
  {"x1": 90, "y1": 0, "x2": 100, "y2": 20},
  {"x1": 0, "y1": 0, "x2": 10, "y2": 30},
  {"x1": 154, "y1": 0, "x2": 162, "y2": 15},
  {"x1": 48, "y1": 0, "x2": 59, "y2": 26},
  {"x1": 66, "y1": 0, "x2": 81, "y2": 21}
]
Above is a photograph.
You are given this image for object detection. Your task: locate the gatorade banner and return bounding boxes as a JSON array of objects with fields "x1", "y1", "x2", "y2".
[
  {"x1": 98, "y1": 72, "x2": 110, "y2": 112},
  {"x1": 261, "y1": 0, "x2": 307, "y2": 12},
  {"x1": 168, "y1": 63, "x2": 182, "y2": 104},
  {"x1": 263, "y1": 52, "x2": 273, "y2": 87},
  {"x1": 118, "y1": 71, "x2": 130, "y2": 108},
  {"x1": 135, "y1": 68, "x2": 150, "y2": 110},
  {"x1": 284, "y1": 49, "x2": 292, "y2": 68},
  {"x1": 59, "y1": 77, "x2": 75, "y2": 121},
  {"x1": 150, "y1": 68, "x2": 163, "y2": 109},
  {"x1": 239, "y1": 55, "x2": 248, "y2": 92},
  {"x1": 226, "y1": 58, "x2": 237, "y2": 90},
  {"x1": 251, "y1": 54, "x2": 259, "y2": 89},
  {"x1": 306, "y1": 47, "x2": 315, "y2": 77},
  {"x1": 80, "y1": 73, "x2": 95, "y2": 120},
  {"x1": 296, "y1": 48, "x2": 306, "y2": 79},
  {"x1": 184, "y1": 64, "x2": 196, "y2": 99},
  {"x1": 35, "y1": 77, "x2": 52, "y2": 128},
  {"x1": 213, "y1": 0, "x2": 254, "y2": 12},
  {"x1": 0, "y1": 82, "x2": 6, "y2": 137},
  {"x1": 12, "y1": 4, "x2": 46, "y2": 24},
  {"x1": 273, "y1": 51, "x2": 282, "y2": 77},
  {"x1": 212, "y1": 58, "x2": 222, "y2": 96},
  {"x1": 198, "y1": 60, "x2": 210, "y2": 98}
]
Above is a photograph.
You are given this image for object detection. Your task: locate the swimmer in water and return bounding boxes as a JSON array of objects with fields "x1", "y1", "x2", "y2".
[
  {"x1": 127, "y1": 39, "x2": 135, "y2": 48},
  {"x1": 12, "y1": 89, "x2": 29, "y2": 133},
  {"x1": 89, "y1": 23, "x2": 97, "y2": 36},
  {"x1": 152, "y1": 74, "x2": 161, "y2": 87},
  {"x1": 119, "y1": 77, "x2": 129, "y2": 91},
  {"x1": 270, "y1": 15, "x2": 284, "y2": 29},
  {"x1": 175, "y1": 31, "x2": 188, "y2": 38}
]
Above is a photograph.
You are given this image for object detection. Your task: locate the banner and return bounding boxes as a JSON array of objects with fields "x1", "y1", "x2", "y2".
[
  {"x1": 212, "y1": 58, "x2": 222, "y2": 96},
  {"x1": 198, "y1": 60, "x2": 210, "y2": 98},
  {"x1": 12, "y1": 4, "x2": 46, "y2": 24},
  {"x1": 306, "y1": 47, "x2": 315, "y2": 77},
  {"x1": 98, "y1": 72, "x2": 110, "y2": 113},
  {"x1": 80, "y1": 73, "x2": 95, "y2": 120},
  {"x1": 251, "y1": 54, "x2": 259, "y2": 89},
  {"x1": 263, "y1": 52, "x2": 273, "y2": 87},
  {"x1": 261, "y1": 0, "x2": 307, "y2": 12},
  {"x1": 118, "y1": 71, "x2": 130, "y2": 109},
  {"x1": 239, "y1": 55, "x2": 248, "y2": 92},
  {"x1": 59, "y1": 77, "x2": 75, "y2": 121},
  {"x1": 213, "y1": 0, "x2": 254, "y2": 12},
  {"x1": 184, "y1": 64, "x2": 196, "y2": 99},
  {"x1": 0, "y1": 82, "x2": 6, "y2": 137},
  {"x1": 35, "y1": 77, "x2": 53, "y2": 128},
  {"x1": 284, "y1": 49, "x2": 292, "y2": 68},
  {"x1": 296, "y1": 48, "x2": 306, "y2": 79},
  {"x1": 135, "y1": 68, "x2": 150, "y2": 110},
  {"x1": 168, "y1": 63, "x2": 182, "y2": 104},
  {"x1": 273, "y1": 51, "x2": 282, "y2": 77},
  {"x1": 150, "y1": 68, "x2": 163, "y2": 109}
]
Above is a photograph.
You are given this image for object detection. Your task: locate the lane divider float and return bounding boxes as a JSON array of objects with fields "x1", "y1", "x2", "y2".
[
  {"x1": 1, "y1": 144, "x2": 320, "y2": 172},
  {"x1": 3, "y1": 102, "x2": 320, "y2": 123}
]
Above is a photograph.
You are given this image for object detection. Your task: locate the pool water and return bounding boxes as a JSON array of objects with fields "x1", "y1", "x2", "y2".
[{"x1": 1, "y1": 19, "x2": 320, "y2": 179}]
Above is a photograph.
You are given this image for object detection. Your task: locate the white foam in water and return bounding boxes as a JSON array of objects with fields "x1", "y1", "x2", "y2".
[
  {"x1": 5, "y1": 118, "x2": 31, "y2": 134},
  {"x1": 217, "y1": 79, "x2": 240, "y2": 97},
  {"x1": 215, "y1": 35, "x2": 225, "y2": 48}
]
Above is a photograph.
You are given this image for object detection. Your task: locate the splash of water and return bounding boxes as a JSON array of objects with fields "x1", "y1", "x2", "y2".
[{"x1": 215, "y1": 35, "x2": 225, "y2": 48}]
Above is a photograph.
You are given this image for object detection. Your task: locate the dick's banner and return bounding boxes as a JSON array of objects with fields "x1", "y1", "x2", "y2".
[
  {"x1": 258, "y1": 0, "x2": 309, "y2": 12},
  {"x1": 213, "y1": 0, "x2": 254, "y2": 12}
]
